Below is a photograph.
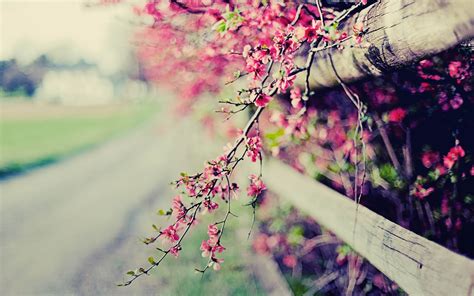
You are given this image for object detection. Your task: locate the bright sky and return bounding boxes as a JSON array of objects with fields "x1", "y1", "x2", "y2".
[{"x1": 0, "y1": 0, "x2": 138, "y2": 74}]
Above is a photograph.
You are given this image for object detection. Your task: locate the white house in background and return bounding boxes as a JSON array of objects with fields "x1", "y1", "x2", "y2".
[{"x1": 35, "y1": 69, "x2": 115, "y2": 106}]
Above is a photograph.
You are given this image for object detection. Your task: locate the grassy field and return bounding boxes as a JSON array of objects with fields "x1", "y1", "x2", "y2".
[{"x1": 0, "y1": 101, "x2": 158, "y2": 176}]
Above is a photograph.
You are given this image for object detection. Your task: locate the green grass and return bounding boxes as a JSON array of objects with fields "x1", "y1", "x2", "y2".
[
  {"x1": 0, "y1": 103, "x2": 157, "y2": 176},
  {"x1": 150, "y1": 207, "x2": 265, "y2": 296}
]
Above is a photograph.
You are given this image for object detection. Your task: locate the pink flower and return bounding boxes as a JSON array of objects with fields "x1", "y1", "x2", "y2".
[
  {"x1": 421, "y1": 151, "x2": 439, "y2": 168},
  {"x1": 276, "y1": 74, "x2": 296, "y2": 94},
  {"x1": 246, "y1": 59, "x2": 266, "y2": 80},
  {"x1": 162, "y1": 224, "x2": 180, "y2": 242},
  {"x1": 449, "y1": 61, "x2": 463, "y2": 78},
  {"x1": 419, "y1": 60, "x2": 434, "y2": 68},
  {"x1": 207, "y1": 224, "x2": 219, "y2": 244},
  {"x1": 448, "y1": 61, "x2": 469, "y2": 82},
  {"x1": 172, "y1": 195, "x2": 186, "y2": 219},
  {"x1": 418, "y1": 82, "x2": 433, "y2": 93},
  {"x1": 200, "y1": 240, "x2": 212, "y2": 257},
  {"x1": 290, "y1": 87, "x2": 302, "y2": 109},
  {"x1": 242, "y1": 45, "x2": 252, "y2": 58},
  {"x1": 413, "y1": 184, "x2": 434, "y2": 200},
  {"x1": 254, "y1": 93, "x2": 272, "y2": 107},
  {"x1": 246, "y1": 136, "x2": 262, "y2": 162},
  {"x1": 449, "y1": 93, "x2": 463, "y2": 110},
  {"x1": 387, "y1": 107, "x2": 406, "y2": 123},
  {"x1": 203, "y1": 199, "x2": 219, "y2": 213},
  {"x1": 211, "y1": 257, "x2": 224, "y2": 270},
  {"x1": 145, "y1": 1, "x2": 162, "y2": 20},
  {"x1": 170, "y1": 245, "x2": 180, "y2": 257},
  {"x1": 443, "y1": 156, "x2": 456, "y2": 170},
  {"x1": 452, "y1": 146, "x2": 465, "y2": 157},
  {"x1": 282, "y1": 255, "x2": 297, "y2": 268},
  {"x1": 443, "y1": 145, "x2": 465, "y2": 169},
  {"x1": 247, "y1": 174, "x2": 266, "y2": 197},
  {"x1": 352, "y1": 23, "x2": 364, "y2": 44},
  {"x1": 253, "y1": 233, "x2": 270, "y2": 254}
]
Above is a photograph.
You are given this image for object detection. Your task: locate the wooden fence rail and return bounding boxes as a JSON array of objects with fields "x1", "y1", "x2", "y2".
[
  {"x1": 309, "y1": 0, "x2": 474, "y2": 89},
  {"x1": 264, "y1": 159, "x2": 474, "y2": 296}
]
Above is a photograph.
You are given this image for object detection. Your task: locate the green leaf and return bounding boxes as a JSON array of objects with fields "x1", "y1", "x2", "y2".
[
  {"x1": 212, "y1": 20, "x2": 226, "y2": 33},
  {"x1": 450, "y1": 175, "x2": 458, "y2": 183},
  {"x1": 336, "y1": 244, "x2": 352, "y2": 256},
  {"x1": 148, "y1": 256, "x2": 156, "y2": 265},
  {"x1": 287, "y1": 225, "x2": 304, "y2": 246},
  {"x1": 379, "y1": 163, "x2": 404, "y2": 188},
  {"x1": 157, "y1": 209, "x2": 166, "y2": 216},
  {"x1": 126, "y1": 270, "x2": 135, "y2": 276},
  {"x1": 465, "y1": 195, "x2": 473, "y2": 204},
  {"x1": 428, "y1": 169, "x2": 440, "y2": 181}
]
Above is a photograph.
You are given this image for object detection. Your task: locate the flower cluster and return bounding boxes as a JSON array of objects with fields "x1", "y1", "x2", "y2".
[
  {"x1": 200, "y1": 224, "x2": 225, "y2": 270},
  {"x1": 246, "y1": 135, "x2": 263, "y2": 162},
  {"x1": 443, "y1": 145, "x2": 465, "y2": 169},
  {"x1": 247, "y1": 174, "x2": 266, "y2": 197}
]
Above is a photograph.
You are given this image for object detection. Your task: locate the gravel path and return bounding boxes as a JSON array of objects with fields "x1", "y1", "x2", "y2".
[{"x1": 0, "y1": 112, "x2": 218, "y2": 295}]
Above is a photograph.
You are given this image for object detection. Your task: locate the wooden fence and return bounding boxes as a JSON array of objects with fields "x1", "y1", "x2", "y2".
[
  {"x1": 264, "y1": 159, "x2": 474, "y2": 295},
  {"x1": 309, "y1": 0, "x2": 474, "y2": 89}
]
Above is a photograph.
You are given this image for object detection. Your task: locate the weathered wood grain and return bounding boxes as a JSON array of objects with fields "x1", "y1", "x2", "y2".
[
  {"x1": 264, "y1": 159, "x2": 474, "y2": 295},
  {"x1": 310, "y1": 0, "x2": 474, "y2": 89}
]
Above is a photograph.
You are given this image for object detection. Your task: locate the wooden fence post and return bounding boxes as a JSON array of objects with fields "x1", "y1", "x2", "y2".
[
  {"x1": 264, "y1": 159, "x2": 474, "y2": 296},
  {"x1": 309, "y1": 0, "x2": 474, "y2": 89}
]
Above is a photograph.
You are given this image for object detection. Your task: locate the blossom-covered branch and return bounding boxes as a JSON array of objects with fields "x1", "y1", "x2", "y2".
[{"x1": 119, "y1": 0, "x2": 371, "y2": 286}]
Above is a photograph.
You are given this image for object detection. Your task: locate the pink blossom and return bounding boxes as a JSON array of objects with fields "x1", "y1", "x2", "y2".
[
  {"x1": 443, "y1": 145, "x2": 465, "y2": 169},
  {"x1": 421, "y1": 151, "x2": 439, "y2": 168},
  {"x1": 418, "y1": 82, "x2": 433, "y2": 93},
  {"x1": 162, "y1": 224, "x2": 180, "y2": 242},
  {"x1": 207, "y1": 224, "x2": 219, "y2": 244},
  {"x1": 290, "y1": 87, "x2": 302, "y2": 109},
  {"x1": 253, "y1": 233, "x2": 270, "y2": 254},
  {"x1": 200, "y1": 240, "x2": 212, "y2": 257},
  {"x1": 449, "y1": 93, "x2": 463, "y2": 110},
  {"x1": 448, "y1": 61, "x2": 469, "y2": 82},
  {"x1": 203, "y1": 199, "x2": 219, "y2": 213},
  {"x1": 242, "y1": 45, "x2": 252, "y2": 58},
  {"x1": 413, "y1": 184, "x2": 434, "y2": 200},
  {"x1": 275, "y1": 73, "x2": 296, "y2": 93},
  {"x1": 211, "y1": 257, "x2": 224, "y2": 270},
  {"x1": 247, "y1": 174, "x2": 266, "y2": 197},
  {"x1": 170, "y1": 245, "x2": 180, "y2": 257},
  {"x1": 282, "y1": 255, "x2": 297, "y2": 268},
  {"x1": 449, "y1": 61, "x2": 463, "y2": 78},
  {"x1": 419, "y1": 60, "x2": 434, "y2": 68},
  {"x1": 246, "y1": 136, "x2": 263, "y2": 162},
  {"x1": 254, "y1": 93, "x2": 272, "y2": 107},
  {"x1": 387, "y1": 108, "x2": 406, "y2": 123},
  {"x1": 172, "y1": 195, "x2": 186, "y2": 219}
]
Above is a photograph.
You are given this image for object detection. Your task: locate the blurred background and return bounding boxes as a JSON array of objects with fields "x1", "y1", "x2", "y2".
[{"x1": 0, "y1": 1, "x2": 266, "y2": 295}]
